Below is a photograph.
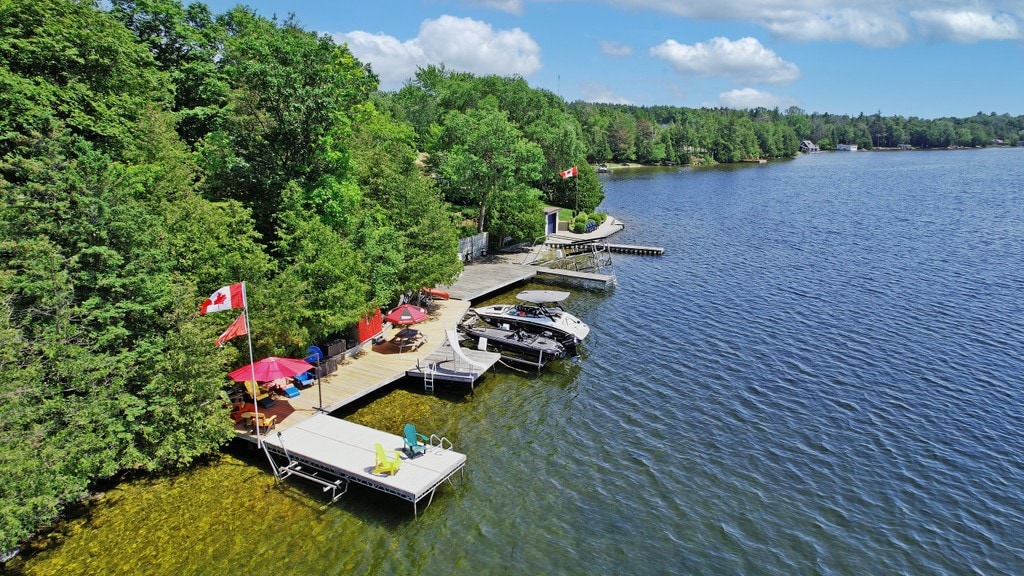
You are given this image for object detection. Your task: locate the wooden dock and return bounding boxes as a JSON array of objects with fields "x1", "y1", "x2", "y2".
[
  {"x1": 444, "y1": 255, "x2": 537, "y2": 301},
  {"x1": 232, "y1": 298, "x2": 481, "y2": 439},
  {"x1": 535, "y1": 268, "x2": 617, "y2": 290},
  {"x1": 261, "y1": 414, "x2": 466, "y2": 515}
]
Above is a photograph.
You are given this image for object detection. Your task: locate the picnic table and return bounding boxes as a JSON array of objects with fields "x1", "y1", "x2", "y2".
[{"x1": 390, "y1": 328, "x2": 426, "y2": 353}]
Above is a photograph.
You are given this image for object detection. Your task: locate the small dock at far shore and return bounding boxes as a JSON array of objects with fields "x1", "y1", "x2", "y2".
[
  {"x1": 543, "y1": 237, "x2": 664, "y2": 257},
  {"x1": 606, "y1": 243, "x2": 664, "y2": 256}
]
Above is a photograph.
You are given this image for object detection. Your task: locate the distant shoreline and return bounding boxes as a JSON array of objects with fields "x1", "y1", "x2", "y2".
[{"x1": 595, "y1": 144, "x2": 1023, "y2": 172}]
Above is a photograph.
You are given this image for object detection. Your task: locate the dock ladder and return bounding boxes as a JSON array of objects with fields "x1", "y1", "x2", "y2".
[{"x1": 421, "y1": 360, "x2": 435, "y2": 394}]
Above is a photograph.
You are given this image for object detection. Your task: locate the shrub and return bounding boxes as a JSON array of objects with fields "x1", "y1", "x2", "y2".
[{"x1": 591, "y1": 212, "x2": 607, "y2": 224}]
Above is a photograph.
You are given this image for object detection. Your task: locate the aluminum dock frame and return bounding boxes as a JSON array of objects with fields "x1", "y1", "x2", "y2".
[{"x1": 259, "y1": 413, "x2": 466, "y2": 516}]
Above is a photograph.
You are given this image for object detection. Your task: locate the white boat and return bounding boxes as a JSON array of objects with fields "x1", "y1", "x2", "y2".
[
  {"x1": 471, "y1": 290, "x2": 590, "y2": 346},
  {"x1": 459, "y1": 319, "x2": 567, "y2": 369}
]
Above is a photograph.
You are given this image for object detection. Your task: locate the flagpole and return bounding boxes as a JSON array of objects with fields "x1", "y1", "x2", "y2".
[
  {"x1": 574, "y1": 169, "x2": 579, "y2": 214},
  {"x1": 241, "y1": 281, "x2": 261, "y2": 446}
]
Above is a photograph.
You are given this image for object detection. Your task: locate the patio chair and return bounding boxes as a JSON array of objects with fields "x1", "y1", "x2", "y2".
[
  {"x1": 246, "y1": 413, "x2": 277, "y2": 433},
  {"x1": 293, "y1": 370, "x2": 315, "y2": 388},
  {"x1": 243, "y1": 380, "x2": 276, "y2": 408},
  {"x1": 294, "y1": 346, "x2": 322, "y2": 389},
  {"x1": 403, "y1": 423, "x2": 429, "y2": 458},
  {"x1": 373, "y1": 443, "x2": 402, "y2": 476}
]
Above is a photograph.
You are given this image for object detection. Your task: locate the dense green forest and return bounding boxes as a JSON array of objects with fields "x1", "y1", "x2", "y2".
[
  {"x1": 570, "y1": 104, "x2": 1024, "y2": 165},
  {"x1": 1, "y1": 0, "x2": 1022, "y2": 553}
]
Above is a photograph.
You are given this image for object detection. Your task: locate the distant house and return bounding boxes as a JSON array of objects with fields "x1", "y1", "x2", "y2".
[
  {"x1": 897, "y1": 143, "x2": 913, "y2": 150},
  {"x1": 799, "y1": 140, "x2": 820, "y2": 153},
  {"x1": 836, "y1": 143, "x2": 858, "y2": 151}
]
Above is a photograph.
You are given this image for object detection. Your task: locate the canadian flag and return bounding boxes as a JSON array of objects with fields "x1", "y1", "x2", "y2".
[
  {"x1": 559, "y1": 166, "x2": 578, "y2": 179},
  {"x1": 216, "y1": 312, "x2": 248, "y2": 347},
  {"x1": 200, "y1": 283, "x2": 244, "y2": 315}
]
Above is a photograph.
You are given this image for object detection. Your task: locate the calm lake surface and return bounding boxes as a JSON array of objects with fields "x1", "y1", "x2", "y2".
[{"x1": 14, "y1": 148, "x2": 1024, "y2": 575}]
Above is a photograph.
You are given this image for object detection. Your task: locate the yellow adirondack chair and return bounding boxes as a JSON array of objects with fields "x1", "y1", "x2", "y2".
[
  {"x1": 249, "y1": 413, "x2": 277, "y2": 433},
  {"x1": 373, "y1": 443, "x2": 402, "y2": 476},
  {"x1": 243, "y1": 380, "x2": 270, "y2": 402}
]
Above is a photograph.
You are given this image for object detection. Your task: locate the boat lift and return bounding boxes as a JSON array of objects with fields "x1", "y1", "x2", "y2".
[{"x1": 263, "y1": 432, "x2": 348, "y2": 505}]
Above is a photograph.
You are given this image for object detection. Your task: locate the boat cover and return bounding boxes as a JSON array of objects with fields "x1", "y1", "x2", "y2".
[{"x1": 516, "y1": 290, "x2": 570, "y2": 304}]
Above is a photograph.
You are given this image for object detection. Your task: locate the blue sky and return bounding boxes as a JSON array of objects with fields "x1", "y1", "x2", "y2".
[{"x1": 202, "y1": 1, "x2": 1024, "y2": 119}]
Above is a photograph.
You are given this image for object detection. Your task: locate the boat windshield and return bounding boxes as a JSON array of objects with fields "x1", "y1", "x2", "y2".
[{"x1": 512, "y1": 304, "x2": 557, "y2": 318}]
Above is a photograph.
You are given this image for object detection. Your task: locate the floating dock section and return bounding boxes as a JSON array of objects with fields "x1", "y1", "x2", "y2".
[
  {"x1": 406, "y1": 329, "x2": 501, "y2": 392},
  {"x1": 261, "y1": 414, "x2": 466, "y2": 516},
  {"x1": 606, "y1": 244, "x2": 664, "y2": 256}
]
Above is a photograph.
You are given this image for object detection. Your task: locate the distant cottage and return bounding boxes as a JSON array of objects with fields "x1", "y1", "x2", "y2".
[{"x1": 799, "y1": 140, "x2": 820, "y2": 153}]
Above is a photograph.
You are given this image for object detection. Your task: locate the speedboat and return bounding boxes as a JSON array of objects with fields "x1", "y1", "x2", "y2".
[
  {"x1": 471, "y1": 290, "x2": 590, "y2": 346},
  {"x1": 458, "y1": 317, "x2": 565, "y2": 358}
]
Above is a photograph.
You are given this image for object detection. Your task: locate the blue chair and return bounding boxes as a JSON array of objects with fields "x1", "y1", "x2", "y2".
[
  {"x1": 294, "y1": 371, "x2": 314, "y2": 388},
  {"x1": 295, "y1": 346, "x2": 322, "y2": 388},
  {"x1": 403, "y1": 423, "x2": 429, "y2": 458}
]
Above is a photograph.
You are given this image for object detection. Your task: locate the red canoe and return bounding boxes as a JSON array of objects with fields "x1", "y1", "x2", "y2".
[{"x1": 421, "y1": 287, "x2": 449, "y2": 300}]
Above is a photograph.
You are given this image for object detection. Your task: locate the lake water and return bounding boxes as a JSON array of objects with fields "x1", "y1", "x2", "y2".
[{"x1": 12, "y1": 148, "x2": 1024, "y2": 575}]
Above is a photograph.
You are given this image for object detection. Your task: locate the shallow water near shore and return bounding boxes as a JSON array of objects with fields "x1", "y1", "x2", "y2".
[{"x1": 11, "y1": 148, "x2": 1024, "y2": 575}]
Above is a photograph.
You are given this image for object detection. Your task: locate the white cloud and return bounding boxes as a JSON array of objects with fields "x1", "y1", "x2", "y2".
[
  {"x1": 333, "y1": 16, "x2": 542, "y2": 91},
  {"x1": 762, "y1": 9, "x2": 912, "y2": 47},
  {"x1": 418, "y1": 16, "x2": 541, "y2": 76},
  {"x1": 579, "y1": 83, "x2": 634, "y2": 105},
  {"x1": 599, "y1": 40, "x2": 634, "y2": 57},
  {"x1": 595, "y1": 0, "x2": 912, "y2": 45},
  {"x1": 334, "y1": 31, "x2": 427, "y2": 89},
  {"x1": 718, "y1": 88, "x2": 798, "y2": 109},
  {"x1": 468, "y1": 0, "x2": 525, "y2": 14},
  {"x1": 650, "y1": 37, "x2": 800, "y2": 85},
  {"x1": 911, "y1": 10, "x2": 1022, "y2": 43},
  {"x1": 569, "y1": 1, "x2": 1024, "y2": 47}
]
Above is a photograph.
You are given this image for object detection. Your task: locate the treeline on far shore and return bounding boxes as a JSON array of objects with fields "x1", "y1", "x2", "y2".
[{"x1": 567, "y1": 102, "x2": 1024, "y2": 165}]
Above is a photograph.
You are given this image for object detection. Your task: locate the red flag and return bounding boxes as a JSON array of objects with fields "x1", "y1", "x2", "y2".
[
  {"x1": 216, "y1": 312, "x2": 248, "y2": 347},
  {"x1": 200, "y1": 283, "x2": 244, "y2": 315},
  {"x1": 560, "y1": 166, "x2": 578, "y2": 179}
]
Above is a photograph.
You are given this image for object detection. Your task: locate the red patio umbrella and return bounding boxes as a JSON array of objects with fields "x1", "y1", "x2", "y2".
[
  {"x1": 385, "y1": 303, "x2": 428, "y2": 326},
  {"x1": 228, "y1": 356, "x2": 313, "y2": 382}
]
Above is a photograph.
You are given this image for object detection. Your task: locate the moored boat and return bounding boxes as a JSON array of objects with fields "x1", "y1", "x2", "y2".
[
  {"x1": 460, "y1": 319, "x2": 566, "y2": 360},
  {"x1": 471, "y1": 290, "x2": 589, "y2": 347}
]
